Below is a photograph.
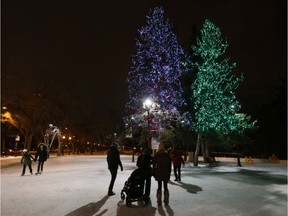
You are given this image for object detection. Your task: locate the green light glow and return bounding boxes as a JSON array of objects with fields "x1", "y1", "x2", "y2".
[{"x1": 192, "y1": 20, "x2": 255, "y2": 134}]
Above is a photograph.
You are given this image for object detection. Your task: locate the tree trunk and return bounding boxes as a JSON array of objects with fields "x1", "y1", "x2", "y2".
[
  {"x1": 57, "y1": 133, "x2": 62, "y2": 156},
  {"x1": 201, "y1": 140, "x2": 206, "y2": 162},
  {"x1": 184, "y1": 139, "x2": 188, "y2": 161},
  {"x1": 193, "y1": 133, "x2": 202, "y2": 166},
  {"x1": 205, "y1": 142, "x2": 210, "y2": 158},
  {"x1": 202, "y1": 141, "x2": 210, "y2": 163},
  {"x1": 25, "y1": 132, "x2": 33, "y2": 151},
  {"x1": 1, "y1": 130, "x2": 6, "y2": 152}
]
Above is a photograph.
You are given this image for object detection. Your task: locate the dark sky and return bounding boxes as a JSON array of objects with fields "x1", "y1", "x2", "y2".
[{"x1": 2, "y1": 0, "x2": 287, "y2": 131}]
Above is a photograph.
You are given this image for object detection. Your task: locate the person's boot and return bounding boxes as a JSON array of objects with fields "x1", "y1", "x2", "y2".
[
  {"x1": 108, "y1": 191, "x2": 115, "y2": 196},
  {"x1": 156, "y1": 190, "x2": 162, "y2": 205},
  {"x1": 164, "y1": 190, "x2": 169, "y2": 206}
]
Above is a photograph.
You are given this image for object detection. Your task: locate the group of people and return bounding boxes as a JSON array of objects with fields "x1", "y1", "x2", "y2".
[
  {"x1": 21, "y1": 141, "x2": 183, "y2": 206},
  {"x1": 20, "y1": 143, "x2": 48, "y2": 176},
  {"x1": 106, "y1": 142, "x2": 185, "y2": 206}
]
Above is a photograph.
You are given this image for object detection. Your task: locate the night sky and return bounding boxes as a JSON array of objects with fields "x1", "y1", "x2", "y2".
[{"x1": 2, "y1": 0, "x2": 287, "y2": 131}]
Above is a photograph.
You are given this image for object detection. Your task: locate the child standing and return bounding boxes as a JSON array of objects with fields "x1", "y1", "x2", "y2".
[
  {"x1": 171, "y1": 152, "x2": 185, "y2": 181},
  {"x1": 20, "y1": 149, "x2": 35, "y2": 176}
]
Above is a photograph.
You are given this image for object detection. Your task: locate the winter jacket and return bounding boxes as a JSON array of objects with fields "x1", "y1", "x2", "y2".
[
  {"x1": 21, "y1": 153, "x2": 34, "y2": 165},
  {"x1": 153, "y1": 150, "x2": 171, "y2": 181},
  {"x1": 35, "y1": 148, "x2": 48, "y2": 162},
  {"x1": 107, "y1": 146, "x2": 123, "y2": 170},
  {"x1": 137, "y1": 153, "x2": 153, "y2": 176},
  {"x1": 172, "y1": 154, "x2": 184, "y2": 166}
]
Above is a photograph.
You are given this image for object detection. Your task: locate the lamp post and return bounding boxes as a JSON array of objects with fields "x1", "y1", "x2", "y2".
[
  {"x1": 62, "y1": 135, "x2": 72, "y2": 155},
  {"x1": 126, "y1": 117, "x2": 135, "y2": 162},
  {"x1": 143, "y1": 98, "x2": 154, "y2": 149},
  {"x1": 131, "y1": 117, "x2": 136, "y2": 162}
]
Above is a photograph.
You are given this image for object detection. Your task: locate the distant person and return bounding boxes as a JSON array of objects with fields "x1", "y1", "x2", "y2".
[
  {"x1": 153, "y1": 143, "x2": 171, "y2": 206},
  {"x1": 171, "y1": 151, "x2": 185, "y2": 181},
  {"x1": 34, "y1": 143, "x2": 48, "y2": 175},
  {"x1": 107, "y1": 143, "x2": 123, "y2": 196},
  {"x1": 136, "y1": 148, "x2": 153, "y2": 198},
  {"x1": 20, "y1": 149, "x2": 35, "y2": 176}
]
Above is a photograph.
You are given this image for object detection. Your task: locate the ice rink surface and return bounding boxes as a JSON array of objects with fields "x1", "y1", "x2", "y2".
[{"x1": 1, "y1": 155, "x2": 287, "y2": 216}]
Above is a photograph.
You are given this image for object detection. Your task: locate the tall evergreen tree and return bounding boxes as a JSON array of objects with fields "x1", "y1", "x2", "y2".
[
  {"x1": 126, "y1": 7, "x2": 191, "y2": 135},
  {"x1": 191, "y1": 20, "x2": 256, "y2": 166}
]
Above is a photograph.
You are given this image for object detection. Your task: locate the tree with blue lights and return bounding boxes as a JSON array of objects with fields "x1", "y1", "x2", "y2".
[
  {"x1": 191, "y1": 20, "x2": 256, "y2": 166},
  {"x1": 126, "y1": 7, "x2": 191, "y2": 137}
]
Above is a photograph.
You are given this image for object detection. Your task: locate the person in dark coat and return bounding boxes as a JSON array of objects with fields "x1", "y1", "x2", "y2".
[
  {"x1": 20, "y1": 149, "x2": 35, "y2": 176},
  {"x1": 153, "y1": 143, "x2": 171, "y2": 206},
  {"x1": 34, "y1": 143, "x2": 48, "y2": 175},
  {"x1": 136, "y1": 148, "x2": 153, "y2": 197},
  {"x1": 107, "y1": 143, "x2": 123, "y2": 196}
]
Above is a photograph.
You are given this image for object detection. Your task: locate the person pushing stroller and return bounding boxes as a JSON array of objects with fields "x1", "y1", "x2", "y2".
[{"x1": 136, "y1": 148, "x2": 153, "y2": 198}]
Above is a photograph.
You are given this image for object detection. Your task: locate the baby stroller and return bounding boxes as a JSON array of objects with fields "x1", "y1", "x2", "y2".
[{"x1": 120, "y1": 168, "x2": 149, "y2": 207}]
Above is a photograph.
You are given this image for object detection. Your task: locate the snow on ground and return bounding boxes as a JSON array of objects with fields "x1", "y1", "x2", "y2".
[{"x1": 1, "y1": 155, "x2": 287, "y2": 216}]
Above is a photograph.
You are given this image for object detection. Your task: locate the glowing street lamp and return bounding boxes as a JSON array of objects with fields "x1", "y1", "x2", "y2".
[{"x1": 143, "y1": 98, "x2": 153, "y2": 109}]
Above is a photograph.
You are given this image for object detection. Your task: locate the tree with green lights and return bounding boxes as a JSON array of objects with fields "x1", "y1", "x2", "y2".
[
  {"x1": 126, "y1": 7, "x2": 191, "y2": 147},
  {"x1": 191, "y1": 20, "x2": 256, "y2": 166}
]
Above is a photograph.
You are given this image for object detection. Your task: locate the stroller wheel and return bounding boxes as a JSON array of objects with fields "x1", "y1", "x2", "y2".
[
  {"x1": 144, "y1": 199, "x2": 149, "y2": 204},
  {"x1": 121, "y1": 192, "x2": 125, "y2": 200},
  {"x1": 126, "y1": 197, "x2": 132, "y2": 207}
]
